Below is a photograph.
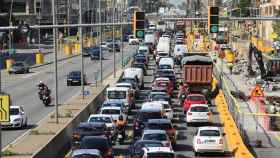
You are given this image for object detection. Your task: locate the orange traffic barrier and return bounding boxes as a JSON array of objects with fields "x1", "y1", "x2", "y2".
[{"x1": 215, "y1": 90, "x2": 255, "y2": 158}]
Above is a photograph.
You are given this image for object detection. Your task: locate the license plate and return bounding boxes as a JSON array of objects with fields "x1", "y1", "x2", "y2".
[
  {"x1": 204, "y1": 140, "x2": 215, "y2": 144},
  {"x1": 1, "y1": 122, "x2": 11, "y2": 126}
]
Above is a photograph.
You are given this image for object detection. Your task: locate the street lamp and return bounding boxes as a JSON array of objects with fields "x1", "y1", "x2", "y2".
[
  {"x1": 79, "y1": 0, "x2": 84, "y2": 99},
  {"x1": 113, "y1": 0, "x2": 116, "y2": 78},
  {"x1": 99, "y1": 0, "x2": 103, "y2": 83}
]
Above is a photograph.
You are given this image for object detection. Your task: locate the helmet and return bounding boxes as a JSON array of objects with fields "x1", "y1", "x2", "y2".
[
  {"x1": 39, "y1": 81, "x2": 43, "y2": 84},
  {"x1": 119, "y1": 115, "x2": 123, "y2": 120}
]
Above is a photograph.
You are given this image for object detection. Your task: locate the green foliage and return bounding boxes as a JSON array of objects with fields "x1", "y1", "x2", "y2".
[{"x1": 1, "y1": 148, "x2": 17, "y2": 156}]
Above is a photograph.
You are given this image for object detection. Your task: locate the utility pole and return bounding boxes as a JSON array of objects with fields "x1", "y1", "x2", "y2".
[
  {"x1": 113, "y1": 0, "x2": 116, "y2": 78},
  {"x1": 79, "y1": 0, "x2": 84, "y2": 99},
  {"x1": 99, "y1": 0, "x2": 103, "y2": 83},
  {"x1": 52, "y1": 0, "x2": 59, "y2": 124},
  {"x1": 121, "y1": 0, "x2": 124, "y2": 69}
]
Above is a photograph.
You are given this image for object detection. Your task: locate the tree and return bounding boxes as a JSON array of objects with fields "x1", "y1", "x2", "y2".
[{"x1": 273, "y1": 9, "x2": 280, "y2": 37}]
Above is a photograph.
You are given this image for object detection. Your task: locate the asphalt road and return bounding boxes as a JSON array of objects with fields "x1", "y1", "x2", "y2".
[
  {"x1": 0, "y1": 44, "x2": 136, "y2": 148},
  {"x1": 111, "y1": 56, "x2": 233, "y2": 158}
]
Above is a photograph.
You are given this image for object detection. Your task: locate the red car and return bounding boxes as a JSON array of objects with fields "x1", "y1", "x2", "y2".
[
  {"x1": 152, "y1": 77, "x2": 173, "y2": 96},
  {"x1": 183, "y1": 94, "x2": 207, "y2": 113}
]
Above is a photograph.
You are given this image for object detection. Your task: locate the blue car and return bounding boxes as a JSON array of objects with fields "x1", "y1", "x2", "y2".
[
  {"x1": 67, "y1": 71, "x2": 87, "y2": 86},
  {"x1": 88, "y1": 46, "x2": 103, "y2": 60}
]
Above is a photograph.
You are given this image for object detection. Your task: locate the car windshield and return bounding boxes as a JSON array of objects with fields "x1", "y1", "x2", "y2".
[
  {"x1": 188, "y1": 95, "x2": 206, "y2": 101},
  {"x1": 70, "y1": 72, "x2": 81, "y2": 77},
  {"x1": 78, "y1": 125, "x2": 103, "y2": 132},
  {"x1": 116, "y1": 85, "x2": 131, "y2": 89},
  {"x1": 191, "y1": 106, "x2": 209, "y2": 112},
  {"x1": 138, "y1": 49, "x2": 148, "y2": 54},
  {"x1": 102, "y1": 109, "x2": 120, "y2": 115},
  {"x1": 144, "y1": 142, "x2": 163, "y2": 148},
  {"x1": 143, "y1": 133, "x2": 167, "y2": 141},
  {"x1": 147, "y1": 153, "x2": 174, "y2": 158},
  {"x1": 89, "y1": 117, "x2": 111, "y2": 123},
  {"x1": 139, "y1": 112, "x2": 162, "y2": 121},
  {"x1": 10, "y1": 108, "x2": 20, "y2": 115},
  {"x1": 107, "y1": 91, "x2": 126, "y2": 99},
  {"x1": 73, "y1": 154, "x2": 100, "y2": 158},
  {"x1": 103, "y1": 103, "x2": 122, "y2": 108},
  {"x1": 158, "y1": 53, "x2": 168, "y2": 57},
  {"x1": 151, "y1": 95, "x2": 169, "y2": 101},
  {"x1": 199, "y1": 130, "x2": 220, "y2": 137},
  {"x1": 13, "y1": 63, "x2": 23, "y2": 67},
  {"x1": 148, "y1": 123, "x2": 172, "y2": 130}
]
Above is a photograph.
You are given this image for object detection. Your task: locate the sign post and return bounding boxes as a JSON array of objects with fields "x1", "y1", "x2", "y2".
[{"x1": 0, "y1": 94, "x2": 10, "y2": 156}]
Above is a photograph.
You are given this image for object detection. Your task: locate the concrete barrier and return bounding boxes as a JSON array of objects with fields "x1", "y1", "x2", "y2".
[{"x1": 31, "y1": 85, "x2": 108, "y2": 158}]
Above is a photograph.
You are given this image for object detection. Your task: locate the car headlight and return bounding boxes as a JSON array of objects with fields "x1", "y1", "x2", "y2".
[{"x1": 13, "y1": 118, "x2": 22, "y2": 122}]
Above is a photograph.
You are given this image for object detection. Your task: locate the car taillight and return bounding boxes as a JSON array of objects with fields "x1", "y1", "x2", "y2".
[
  {"x1": 197, "y1": 139, "x2": 202, "y2": 144},
  {"x1": 167, "y1": 128, "x2": 176, "y2": 136},
  {"x1": 72, "y1": 133, "x2": 80, "y2": 140},
  {"x1": 219, "y1": 138, "x2": 223, "y2": 144},
  {"x1": 134, "y1": 121, "x2": 139, "y2": 129},
  {"x1": 207, "y1": 112, "x2": 211, "y2": 116},
  {"x1": 164, "y1": 142, "x2": 171, "y2": 147},
  {"x1": 105, "y1": 148, "x2": 113, "y2": 157},
  {"x1": 188, "y1": 112, "x2": 192, "y2": 116}
]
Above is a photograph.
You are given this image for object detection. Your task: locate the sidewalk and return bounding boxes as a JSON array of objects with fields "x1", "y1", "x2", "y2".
[{"x1": 213, "y1": 52, "x2": 280, "y2": 158}]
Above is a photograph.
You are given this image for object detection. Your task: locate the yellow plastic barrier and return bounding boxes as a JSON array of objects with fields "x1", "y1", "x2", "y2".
[
  {"x1": 6, "y1": 59, "x2": 14, "y2": 70},
  {"x1": 35, "y1": 52, "x2": 44, "y2": 64},
  {"x1": 225, "y1": 49, "x2": 235, "y2": 63},
  {"x1": 64, "y1": 43, "x2": 73, "y2": 56},
  {"x1": 215, "y1": 90, "x2": 254, "y2": 158},
  {"x1": 73, "y1": 43, "x2": 81, "y2": 54}
]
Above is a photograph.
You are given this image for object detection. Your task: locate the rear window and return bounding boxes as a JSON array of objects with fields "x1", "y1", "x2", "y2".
[
  {"x1": 88, "y1": 117, "x2": 111, "y2": 123},
  {"x1": 199, "y1": 130, "x2": 220, "y2": 137},
  {"x1": 10, "y1": 108, "x2": 20, "y2": 115},
  {"x1": 148, "y1": 123, "x2": 172, "y2": 130},
  {"x1": 143, "y1": 133, "x2": 167, "y2": 141},
  {"x1": 80, "y1": 138, "x2": 110, "y2": 150},
  {"x1": 187, "y1": 95, "x2": 206, "y2": 101},
  {"x1": 159, "y1": 65, "x2": 172, "y2": 69},
  {"x1": 101, "y1": 109, "x2": 120, "y2": 115},
  {"x1": 139, "y1": 112, "x2": 162, "y2": 121},
  {"x1": 77, "y1": 126, "x2": 103, "y2": 132},
  {"x1": 107, "y1": 91, "x2": 126, "y2": 99},
  {"x1": 147, "y1": 153, "x2": 174, "y2": 158},
  {"x1": 190, "y1": 106, "x2": 209, "y2": 112}
]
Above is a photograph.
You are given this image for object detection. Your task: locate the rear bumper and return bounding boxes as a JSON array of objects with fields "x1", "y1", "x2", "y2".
[{"x1": 194, "y1": 145, "x2": 224, "y2": 153}]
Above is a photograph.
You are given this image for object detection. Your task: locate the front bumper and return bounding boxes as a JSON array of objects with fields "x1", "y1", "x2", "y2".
[{"x1": 1, "y1": 121, "x2": 22, "y2": 128}]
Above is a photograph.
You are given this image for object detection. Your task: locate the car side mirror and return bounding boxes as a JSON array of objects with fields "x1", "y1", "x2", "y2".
[
  {"x1": 21, "y1": 111, "x2": 25, "y2": 115},
  {"x1": 223, "y1": 133, "x2": 226, "y2": 136}
]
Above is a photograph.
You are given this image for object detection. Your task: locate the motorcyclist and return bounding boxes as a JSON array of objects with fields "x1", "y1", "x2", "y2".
[
  {"x1": 178, "y1": 82, "x2": 187, "y2": 98},
  {"x1": 116, "y1": 115, "x2": 126, "y2": 140},
  {"x1": 38, "y1": 81, "x2": 47, "y2": 91}
]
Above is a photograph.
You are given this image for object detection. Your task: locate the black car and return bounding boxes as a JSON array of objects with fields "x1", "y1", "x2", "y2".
[
  {"x1": 131, "y1": 62, "x2": 147, "y2": 75},
  {"x1": 89, "y1": 46, "x2": 103, "y2": 60},
  {"x1": 80, "y1": 136, "x2": 113, "y2": 158},
  {"x1": 107, "y1": 43, "x2": 120, "y2": 52},
  {"x1": 8, "y1": 62, "x2": 29, "y2": 74},
  {"x1": 129, "y1": 140, "x2": 164, "y2": 158},
  {"x1": 133, "y1": 108, "x2": 164, "y2": 139},
  {"x1": 67, "y1": 71, "x2": 87, "y2": 86},
  {"x1": 72, "y1": 122, "x2": 107, "y2": 143}
]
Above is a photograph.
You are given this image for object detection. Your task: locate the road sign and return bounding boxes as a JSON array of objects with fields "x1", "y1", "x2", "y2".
[
  {"x1": 0, "y1": 95, "x2": 10, "y2": 122},
  {"x1": 83, "y1": 90, "x2": 90, "y2": 96},
  {"x1": 136, "y1": 30, "x2": 144, "y2": 38},
  {"x1": 251, "y1": 85, "x2": 264, "y2": 97},
  {"x1": 210, "y1": 25, "x2": 218, "y2": 33}
]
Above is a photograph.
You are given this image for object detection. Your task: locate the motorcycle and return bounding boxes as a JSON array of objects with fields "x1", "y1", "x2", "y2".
[
  {"x1": 116, "y1": 126, "x2": 125, "y2": 144},
  {"x1": 179, "y1": 93, "x2": 186, "y2": 106},
  {"x1": 42, "y1": 95, "x2": 51, "y2": 106}
]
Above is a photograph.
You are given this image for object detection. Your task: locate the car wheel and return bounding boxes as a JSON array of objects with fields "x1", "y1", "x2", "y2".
[
  {"x1": 24, "y1": 119, "x2": 28, "y2": 128},
  {"x1": 67, "y1": 82, "x2": 70, "y2": 86},
  {"x1": 194, "y1": 151, "x2": 200, "y2": 157}
]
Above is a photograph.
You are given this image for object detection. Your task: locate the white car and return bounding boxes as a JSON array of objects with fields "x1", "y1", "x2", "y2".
[
  {"x1": 87, "y1": 114, "x2": 115, "y2": 129},
  {"x1": 129, "y1": 35, "x2": 139, "y2": 45},
  {"x1": 173, "y1": 44, "x2": 187, "y2": 57},
  {"x1": 158, "y1": 57, "x2": 174, "y2": 69},
  {"x1": 142, "y1": 147, "x2": 175, "y2": 158},
  {"x1": 101, "y1": 42, "x2": 108, "y2": 50},
  {"x1": 186, "y1": 104, "x2": 212, "y2": 124},
  {"x1": 141, "y1": 129, "x2": 172, "y2": 149},
  {"x1": 193, "y1": 126, "x2": 225, "y2": 156},
  {"x1": 1, "y1": 106, "x2": 27, "y2": 129},
  {"x1": 100, "y1": 106, "x2": 127, "y2": 121},
  {"x1": 152, "y1": 101, "x2": 173, "y2": 120}
]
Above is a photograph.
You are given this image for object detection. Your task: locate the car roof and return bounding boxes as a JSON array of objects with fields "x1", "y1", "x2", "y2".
[
  {"x1": 107, "y1": 87, "x2": 129, "y2": 91},
  {"x1": 10, "y1": 105, "x2": 20, "y2": 109},
  {"x1": 89, "y1": 114, "x2": 112, "y2": 118},
  {"x1": 101, "y1": 106, "x2": 121, "y2": 110},
  {"x1": 134, "y1": 140, "x2": 163, "y2": 145},
  {"x1": 155, "y1": 77, "x2": 170, "y2": 81},
  {"x1": 198, "y1": 126, "x2": 221, "y2": 131},
  {"x1": 145, "y1": 147, "x2": 173, "y2": 153},
  {"x1": 143, "y1": 129, "x2": 167, "y2": 134},
  {"x1": 139, "y1": 108, "x2": 162, "y2": 113},
  {"x1": 139, "y1": 45, "x2": 149, "y2": 50},
  {"x1": 103, "y1": 100, "x2": 124, "y2": 104},
  {"x1": 190, "y1": 104, "x2": 209, "y2": 108},
  {"x1": 77, "y1": 122, "x2": 105, "y2": 128},
  {"x1": 141, "y1": 102, "x2": 163, "y2": 109},
  {"x1": 188, "y1": 93, "x2": 205, "y2": 97},
  {"x1": 150, "y1": 91, "x2": 167, "y2": 95},
  {"x1": 148, "y1": 119, "x2": 171, "y2": 124},
  {"x1": 69, "y1": 71, "x2": 81, "y2": 74},
  {"x1": 116, "y1": 82, "x2": 132, "y2": 86},
  {"x1": 72, "y1": 149, "x2": 101, "y2": 156}
]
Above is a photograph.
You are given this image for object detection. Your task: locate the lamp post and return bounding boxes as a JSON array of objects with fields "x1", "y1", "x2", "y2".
[
  {"x1": 99, "y1": 0, "x2": 103, "y2": 83},
  {"x1": 79, "y1": 0, "x2": 84, "y2": 99},
  {"x1": 113, "y1": 0, "x2": 116, "y2": 77}
]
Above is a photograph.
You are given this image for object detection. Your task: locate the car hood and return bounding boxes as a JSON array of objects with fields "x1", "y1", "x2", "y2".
[{"x1": 10, "y1": 115, "x2": 22, "y2": 122}]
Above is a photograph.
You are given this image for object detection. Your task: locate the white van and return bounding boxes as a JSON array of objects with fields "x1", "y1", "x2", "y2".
[
  {"x1": 106, "y1": 87, "x2": 134, "y2": 108},
  {"x1": 123, "y1": 68, "x2": 144, "y2": 88}
]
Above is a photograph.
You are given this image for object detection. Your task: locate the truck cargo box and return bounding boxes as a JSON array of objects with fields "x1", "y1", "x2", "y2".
[{"x1": 183, "y1": 65, "x2": 213, "y2": 84}]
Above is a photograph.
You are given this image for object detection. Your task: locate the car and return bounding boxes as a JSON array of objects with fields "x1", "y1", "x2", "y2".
[
  {"x1": 1, "y1": 105, "x2": 27, "y2": 129},
  {"x1": 152, "y1": 101, "x2": 173, "y2": 120},
  {"x1": 107, "y1": 43, "x2": 120, "y2": 52},
  {"x1": 134, "y1": 54, "x2": 148, "y2": 66},
  {"x1": 193, "y1": 126, "x2": 225, "y2": 156},
  {"x1": 101, "y1": 42, "x2": 108, "y2": 50},
  {"x1": 186, "y1": 104, "x2": 212, "y2": 125},
  {"x1": 72, "y1": 122, "x2": 109, "y2": 143},
  {"x1": 152, "y1": 77, "x2": 173, "y2": 97},
  {"x1": 131, "y1": 62, "x2": 147, "y2": 75},
  {"x1": 138, "y1": 45, "x2": 150, "y2": 55},
  {"x1": 133, "y1": 108, "x2": 165, "y2": 138},
  {"x1": 141, "y1": 147, "x2": 175, "y2": 158},
  {"x1": 129, "y1": 35, "x2": 139, "y2": 45},
  {"x1": 128, "y1": 140, "x2": 164, "y2": 158},
  {"x1": 149, "y1": 91, "x2": 171, "y2": 104},
  {"x1": 87, "y1": 114, "x2": 116, "y2": 137},
  {"x1": 80, "y1": 136, "x2": 113, "y2": 158},
  {"x1": 156, "y1": 52, "x2": 169, "y2": 64},
  {"x1": 123, "y1": 68, "x2": 144, "y2": 89},
  {"x1": 102, "y1": 100, "x2": 127, "y2": 114},
  {"x1": 106, "y1": 87, "x2": 135, "y2": 109},
  {"x1": 183, "y1": 94, "x2": 207, "y2": 113},
  {"x1": 100, "y1": 106, "x2": 127, "y2": 122},
  {"x1": 141, "y1": 102, "x2": 164, "y2": 113},
  {"x1": 71, "y1": 149, "x2": 102, "y2": 158},
  {"x1": 175, "y1": 39, "x2": 185, "y2": 45},
  {"x1": 88, "y1": 46, "x2": 103, "y2": 60},
  {"x1": 146, "y1": 119, "x2": 177, "y2": 147},
  {"x1": 141, "y1": 130, "x2": 172, "y2": 149},
  {"x1": 158, "y1": 57, "x2": 174, "y2": 70},
  {"x1": 8, "y1": 62, "x2": 29, "y2": 74},
  {"x1": 67, "y1": 71, "x2": 87, "y2": 86},
  {"x1": 119, "y1": 77, "x2": 139, "y2": 91}
]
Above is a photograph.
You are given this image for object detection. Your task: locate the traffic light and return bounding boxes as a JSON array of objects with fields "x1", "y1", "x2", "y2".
[
  {"x1": 134, "y1": 11, "x2": 145, "y2": 39},
  {"x1": 208, "y1": 6, "x2": 219, "y2": 33}
]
